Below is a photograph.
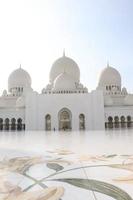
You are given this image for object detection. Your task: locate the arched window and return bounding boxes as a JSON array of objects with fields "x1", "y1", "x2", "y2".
[
  {"x1": 11, "y1": 118, "x2": 16, "y2": 131},
  {"x1": 45, "y1": 114, "x2": 51, "y2": 131},
  {"x1": 5, "y1": 118, "x2": 10, "y2": 130},
  {"x1": 58, "y1": 108, "x2": 72, "y2": 131},
  {"x1": 127, "y1": 116, "x2": 132, "y2": 128},
  {"x1": 17, "y1": 118, "x2": 22, "y2": 130},
  {"x1": 79, "y1": 114, "x2": 85, "y2": 130},
  {"x1": 120, "y1": 116, "x2": 125, "y2": 128},
  {"x1": 114, "y1": 116, "x2": 119, "y2": 128},
  {"x1": 0, "y1": 118, "x2": 3, "y2": 130},
  {"x1": 108, "y1": 116, "x2": 113, "y2": 129}
]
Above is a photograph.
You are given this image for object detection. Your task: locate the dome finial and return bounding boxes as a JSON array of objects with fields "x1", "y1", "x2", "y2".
[{"x1": 63, "y1": 48, "x2": 65, "y2": 57}]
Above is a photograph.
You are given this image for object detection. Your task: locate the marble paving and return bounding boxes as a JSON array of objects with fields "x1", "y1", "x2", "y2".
[
  {"x1": 0, "y1": 147, "x2": 133, "y2": 199},
  {"x1": 0, "y1": 130, "x2": 132, "y2": 199}
]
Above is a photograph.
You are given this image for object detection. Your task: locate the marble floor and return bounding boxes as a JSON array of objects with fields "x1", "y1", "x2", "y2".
[{"x1": 0, "y1": 130, "x2": 133, "y2": 200}]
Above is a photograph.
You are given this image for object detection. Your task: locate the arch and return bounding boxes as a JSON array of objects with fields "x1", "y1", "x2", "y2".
[
  {"x1": 5, "y1": 118, "x2": 10, "y2": 130},
  {"x1": 0, "y1": 118, "x2": 3, "y2": 130},
  {"x1": 79, "y1": 114, "x2": 85, "y2": 130},
  {"x1": 11, "y1": 118, "x2": 16, "y2": 131},
  {"x1": 17, "y1": 118, "x2": 22, "y2": 130},
  {"x1": 114, "y1": 116, "x2": 119, "y2": 122},
  {"x1": 114, "y1": 116, "x2": 119, "y2": 128},
  {"x1": 58, "y1": 108, "x2": 72, "y2": 131},
  {"x1": 127, "y1": 115, "x2": 131, "y2": 121},
  {"x1": 127, "y1": 115, "x2": 132, "y2": 128},
  {"x1": 45, "y1": 114, "x2": 51, "y2": 131},
  {"x1": 108, "y1": 116, "x2": 113, "y2": 129},
  {"x1": 108, "y1": 116, "x2": 113, "y2": 121},
  {"x1": 120, "y1": 116, "x2": 126, "y2": 128}
]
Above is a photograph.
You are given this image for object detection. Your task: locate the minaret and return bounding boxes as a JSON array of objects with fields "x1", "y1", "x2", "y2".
[
  {"x1": 107, "y1": 61, "x2": 110, "y2": 68},
  {"x1": 63, "y1": 48, "x2": 65, "y2": 57}
]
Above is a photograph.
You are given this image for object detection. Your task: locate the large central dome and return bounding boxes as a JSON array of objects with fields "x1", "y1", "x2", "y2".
[
  {"x1": 53, "y1": 72, "x2": 76, "y2": 92},
  {"x1": 49, "y1": 54, "x2": 80, "y2": 83}
]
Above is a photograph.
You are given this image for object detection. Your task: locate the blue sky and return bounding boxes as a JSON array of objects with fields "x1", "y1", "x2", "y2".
[{"x1": 0, "y1": 0, "x2": 133, "y2": 93}]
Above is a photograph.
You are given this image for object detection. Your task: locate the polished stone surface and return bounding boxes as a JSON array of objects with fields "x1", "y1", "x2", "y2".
[{"x1": 0, "y1": 130, "x2": 133, "y2": 199}]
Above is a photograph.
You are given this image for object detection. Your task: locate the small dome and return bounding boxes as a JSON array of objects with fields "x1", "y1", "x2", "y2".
[
  {"x1": 2, "y1": 90, "x2": 7, "y2": 96},
  {"x1": 53, "y1": 72, "x2": 76, "y2": 92},
  {"x1": 98, "y1": 65, "x2": 121, "y2": 88},
  {"x1": 49, "y1": 54, "x2": 80, "y2": 83},
  {"x1": 8, "y1": 67, "x2": 31, "y2": 92},
  {"x1": 122, "y1": 87, "x2": 128, "y2": 95}
]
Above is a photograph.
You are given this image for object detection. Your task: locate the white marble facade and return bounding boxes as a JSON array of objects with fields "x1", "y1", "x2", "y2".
[{"x1": 0, "y1": 54, "x2": 132, "y2": 131}]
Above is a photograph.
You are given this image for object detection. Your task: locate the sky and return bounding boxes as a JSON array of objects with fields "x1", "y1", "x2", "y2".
[{"x1": 0, "y1": 0, "x2": 133, "y2": 94}]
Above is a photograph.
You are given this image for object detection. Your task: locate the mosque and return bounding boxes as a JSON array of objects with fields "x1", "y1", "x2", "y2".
[{"x1": 0, "y1": 53, "x2": 132, "y2": 131}]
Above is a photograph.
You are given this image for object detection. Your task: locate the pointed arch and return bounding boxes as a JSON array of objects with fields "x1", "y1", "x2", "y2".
[
  {"x1": 45, "y1": 114, "x2": 51, "y2": 131},
  {"x1": 17, "y1": 118, "x2": 22, "y2": 130},
  {"x1": 5, "y1": 118, "x2": 10, "y2": 130},
  {"x1": 120, "y1": 116, "x2": 125, "y2": 128},
  {"x1": 114, "y1": 116, "x2": 119, "y2": 128},
  {"x1": 79, "y1": 114, "x2": 85, "y2": 130},
  {"x1": 108, "y1": 116, "x2": 113, "y2": 129},
  {"x1": 127, "y1": 115, "x2": 132, "y2": 128},
  {"x1": 58, "y1": 108, "x2": 72, "y2": 131},
  {"x1": 11, "y1": 118, "x2": 16, "y2": 131},
  {"x1": 0, "y1": 118, "x2": 3, "y2": 130}
]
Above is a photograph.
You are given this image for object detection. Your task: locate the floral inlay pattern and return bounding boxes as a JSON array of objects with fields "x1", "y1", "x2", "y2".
[{"x1": 0, "y1": 148, "x2": 133, "y2": 199}]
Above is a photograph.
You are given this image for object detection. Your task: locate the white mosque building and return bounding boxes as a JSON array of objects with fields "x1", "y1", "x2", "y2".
[{"x1": 0, "y1": 53, "x2": 132, "y2": 131}]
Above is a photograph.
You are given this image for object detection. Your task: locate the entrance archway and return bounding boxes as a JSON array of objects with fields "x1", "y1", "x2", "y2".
[{"x1": 58, "y1": 108, "x2": 72, "y2": 131}]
